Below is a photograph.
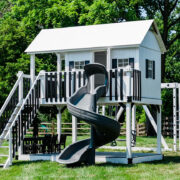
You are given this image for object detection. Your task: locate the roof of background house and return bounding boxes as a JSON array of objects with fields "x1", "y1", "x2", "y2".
[{"x1": 25, "y1": 19, "x2": 166, "y2": 54}]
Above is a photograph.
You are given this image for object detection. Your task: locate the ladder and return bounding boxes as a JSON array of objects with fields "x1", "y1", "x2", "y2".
[{"x1": 0, "y1": 71, "x2": 42, "y2": 168}]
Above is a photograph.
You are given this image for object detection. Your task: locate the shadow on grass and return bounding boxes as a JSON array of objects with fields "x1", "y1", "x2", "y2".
[
  {"x1": 12, "y1": 160, "x2": 53, "y2": 167},
  {"x1": 10, "y1": 154, "x2": 180, "y2": 168}
]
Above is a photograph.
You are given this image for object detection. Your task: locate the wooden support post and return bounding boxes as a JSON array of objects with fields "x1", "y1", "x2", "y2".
[
  {"x1": 132, "y1": 105, "x2": 136, "y2": 147},
  {"x1": 157, "y1": 106, "x2": 162, "y2": 154},
  {"x1": 132, "y1": 105, "x2": 136, "y2": 132},
  {"x1": 173, "y1": 87, "x2": 177, "y2": 151},
  {"x1": 143, "y1": 105, "x2": 169, "y2": 150},
  {"x1": 72, "y1": 116, "x2": 77, "y2": 143},
  {"x1": 126, "y1": 66, "x2": 132, "y2": 159},
  {"x1": 126, "y1": 103, "x2": 132, "y2": 159},
  {"x1": 57, "y1": 106, "x2": 62, "y2": 143},
  {"x1": 30, "y1": 54, "x2": 35, "y2": 86}
]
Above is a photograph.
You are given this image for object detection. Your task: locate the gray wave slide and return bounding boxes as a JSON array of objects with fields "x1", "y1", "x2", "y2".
[{"x1": 57, "y1": 63, "x2": 120, "y2": 165}]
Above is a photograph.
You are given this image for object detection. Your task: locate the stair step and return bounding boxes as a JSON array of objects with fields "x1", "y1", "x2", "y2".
[
  {"x1": 0, "y1": 164, "x2": 5, "y2": 167},
  {"x1": 0, "y1": 146, "x2": 8, "y2": 148},
  {"x1": 0, "y1": 154, "x2": 8, "y2": 157}
]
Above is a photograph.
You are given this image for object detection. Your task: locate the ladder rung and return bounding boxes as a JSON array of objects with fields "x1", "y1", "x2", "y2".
[
  {"x1": 0, "y1": 154, "x2": 8, "y2": 157},
  {"x1": 0, "y1": 146, "x2": 8, "y2": 148}
]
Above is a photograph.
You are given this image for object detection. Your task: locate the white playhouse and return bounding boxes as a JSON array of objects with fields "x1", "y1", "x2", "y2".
[{"x1": 0, "y1": 19, "x2": 170, "y2": 168}]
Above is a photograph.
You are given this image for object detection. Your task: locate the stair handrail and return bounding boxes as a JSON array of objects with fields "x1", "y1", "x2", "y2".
[
  {"x1": 5, "y1": 71, "x2": 45, "y2": 138},
  {"x1": 0, "y1": 71, "x2": 24, "y2": 117}
]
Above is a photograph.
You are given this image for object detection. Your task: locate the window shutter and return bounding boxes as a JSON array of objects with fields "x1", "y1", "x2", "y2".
[
  {"x1": 153, "y1": 61, "x2": 155, "y2": 79},
  {"x1": 146, "y1": 59, "x2": 148, "y2": 78},
  {"x1": 129, "y1": 58, "x2": 134, "y2": 68},
  {"x1": 69, "y1": 61, "x2": 74, "y2": 71},
  {"x1": 112, "y1": 59, "x2": 117, "y2": 69},
  {"x1": 85, "y1": 60, "x2": 90, "y2": 65}
]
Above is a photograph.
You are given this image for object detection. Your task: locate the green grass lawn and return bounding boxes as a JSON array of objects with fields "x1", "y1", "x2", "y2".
[{"x1": 0, "y1": 136, "x2": 180, "y2": 180}]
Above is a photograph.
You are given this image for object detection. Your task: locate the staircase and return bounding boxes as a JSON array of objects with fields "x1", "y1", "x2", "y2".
[{"x1": 0, "y1": 71, "x2": 42, "y2": 168}]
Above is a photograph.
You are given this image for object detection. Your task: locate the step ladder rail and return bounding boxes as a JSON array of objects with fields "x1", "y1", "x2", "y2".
[
  {"x1": 0, "y1": 72, "x2": 24, "y2": 136},
  {"x1": 4, "y1": 71, "x2": 43, "y2": 139},
  {"x1": 1, "y1": 72, "x2": 43, "y2": 168}
]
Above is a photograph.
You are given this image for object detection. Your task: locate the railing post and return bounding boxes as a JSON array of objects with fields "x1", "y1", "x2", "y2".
[
  {"x1": 173, "y1": 86, "x2": 177, "y2": 151},
  {"x1": 40, "y1": 70, "x2": 46, "y2": 103},
  {"x1": 9, "y1": 128, "x2": 12, "y2": 166},
  {"x1": 57, "y1": 106, "x2": 62, "y2": 143},
  {"x1": 72, "y1": 116, "x2": 77, "y2": 143},
  {"x1": 17, "y1": 71, "x2": 24, "y2": 104}
]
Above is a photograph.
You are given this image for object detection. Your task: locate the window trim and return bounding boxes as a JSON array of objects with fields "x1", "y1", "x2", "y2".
[
  {"x1": 69, "y1": 60, "x2": 90, "y2": 71},
  {"x1": 146, "y1": 59, "x2": 155, "y2": 79},
  {"x1": 112, "y1": 58, "x2": 134, "y2": 69}
]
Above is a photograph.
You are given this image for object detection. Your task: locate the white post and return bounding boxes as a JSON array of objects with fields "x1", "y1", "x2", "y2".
[
  {"x1": 126, "y1": 103, "x2": 132, "y2": 159},
  {"x1": 30, "y1": 54, "x2": 35, "y2": 86},
  {"x1": 132, "y1": 105, "x2": 136, "y2": 132},
  {"x1": 131, "y1": 105, "x2": 136, "y2": 147},
  {"x1": 9, "y1": 129, "x2": 12, "y2": 166},
  {"x1": 17, "y1": 71, "x2": 24, "y2": 104},
  {"x1": 107, "y1": 48, "x2": 111, "y2": 70},
  {"x1": 57, "y1": 53, "x2": 62, "y2": 72},
  {"x1": 157, "y1": 106, "x2": 162, "y2": 154},
  {"x1": 179, "y1": 86, "x2": 180, "y2": 151},
  {"x1": 72, "y1": 116, "x2": 77, "y2": 143},
  {"x1": 102, "y1": 105, "x2": 105, "y2": 115},
  {"x1": 116, "y1": 106, "x2": 124, "y2": 121},
  {"x1": 143, "y1": 105, "x2": 169, "y2": 150},
  {"x1": 125, "y1": 66, "x2": 132, "y2": 159},
  {"x1": 57, "y1": 107, "x2": 62, "y2": 143},
  {"x1": 173, "y1": 87, "x2": 177, "y2": 151},
  {"x1": 57, "y1": 53, "x2": 62, "y2": 101},
  {"x1": 40, "y1": 70, "x2": 46, "y2": 103},
  {"x1": 96, "y1": 106, "x2": 99, "y2": 113}
]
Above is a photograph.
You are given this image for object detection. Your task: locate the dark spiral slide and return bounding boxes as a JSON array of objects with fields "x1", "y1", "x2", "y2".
[{"x1": 57, "y1": 63, "x2": 120, "y2": 166}]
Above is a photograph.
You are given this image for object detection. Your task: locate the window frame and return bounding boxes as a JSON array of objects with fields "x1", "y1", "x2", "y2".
[
  {"x1": 146, "y1": 59, "x2": 155, "y2": 79},
  {"x1": 69, "y1": 60, "x2": 90, "y2": 71}
]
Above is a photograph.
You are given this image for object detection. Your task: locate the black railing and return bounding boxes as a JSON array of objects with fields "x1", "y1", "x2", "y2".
[
  {"x1": 23, "y1": 77, "x2": 30, "y2": 99},
  {"x1": 12, "y1": 79, "x2": 41, "y2": 158},
  {"x1": 45, "y1": 69, "x2": 141, "y2": 103},
  {"x1": 45, "y1": 71, "x2": 86, "y2": 103},
  {"x1": 22, "y1": 134, "x2": 67, "y2": 154},
  {"x1": 133, "y1": 69, "x2": 141, "y2": 101},
  {"x1": 0, "y1": 88, "x2": 19, "y2": 135}
]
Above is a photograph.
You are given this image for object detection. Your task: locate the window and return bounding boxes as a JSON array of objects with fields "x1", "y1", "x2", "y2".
[
  {"x1": 146, "y1": 59, "x2": 155, "y2": 79},
  {"x1": 112, "y1": 58, "x2": 134, "y2": 69},
  {"x1": 74, "y1": 61, "x2": 85, "y2": 70},
  {"x1": 118, "y1": 59, "x2": 129, "y2": 67},
  {"x1": 69, "y1": 60, "x2": 90, "y2": 71}
]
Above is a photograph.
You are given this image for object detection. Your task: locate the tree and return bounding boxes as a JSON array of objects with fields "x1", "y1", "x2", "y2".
[{"x1": 141, "y1": 0, "x2": 180, "y2": 82}]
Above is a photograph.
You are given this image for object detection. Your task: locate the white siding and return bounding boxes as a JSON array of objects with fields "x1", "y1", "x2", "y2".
[
  {"x1": 111, "y1": 48, "x2": 139, "y2": 69},
  {"x1": 111, "y1": 48, "x2": 139, "y2": 97},
  {"x1": 141, "y1": 31, "x2": 161, "y2": 52},
  {"x1": 65, "y1": 51, "x2": 92, "y2": 71},
  {"x1": 139, "y1": 30, "x2": 161, "y2": 100},
  {"x1": 139, "y1": 46, "x2": 161, "y2": 100}
]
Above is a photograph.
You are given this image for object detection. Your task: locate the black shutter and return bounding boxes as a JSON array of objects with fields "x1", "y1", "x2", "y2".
[
  {"x1": 85, "y1": 60, "x2": 90, "y2": 65},
  {"x1": 153, "y1": 61, "x2": 155, "y2": 79},
  {"x1": 69, "y1": 61, "x2": 74, "y2": 71},
  {"x1": 129, "y1": 58, "x2": 134, "y2": 68},
  {"x1": 146, "y1": 59, "x2": 148, "y2": 78},
  {"x1": 112, "y1": 59, "x2": 117, "y2": 69}
]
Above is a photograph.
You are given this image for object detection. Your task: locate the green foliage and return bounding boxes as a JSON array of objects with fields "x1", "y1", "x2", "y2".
[{"x1": 0, "y1": 0, "x2": 179, "y2": 120}]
